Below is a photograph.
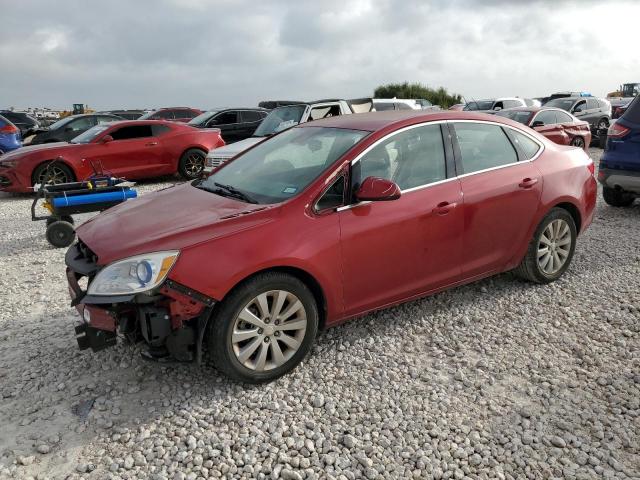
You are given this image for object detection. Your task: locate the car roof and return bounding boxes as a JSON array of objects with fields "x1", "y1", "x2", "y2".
[
  {"x1": 206, "y1": 107, "x2": 268, "y2": 112},
  {"x1": 297, "y1": 110, "x2": 527, "y2": 133}
]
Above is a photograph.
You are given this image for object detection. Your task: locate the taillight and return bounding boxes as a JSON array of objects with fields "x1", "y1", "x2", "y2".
[
  {"x1": 588, "y1": 161, "x2": 595, "y2": 176},
  {"x1": 0, "y1": 124, "x2": 19, "y2": 134},
  {"x1": 607, "y1": 123, "x2": 630, "y2": 138}
]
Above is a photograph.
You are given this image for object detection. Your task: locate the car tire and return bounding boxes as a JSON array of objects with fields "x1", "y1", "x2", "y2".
[
  {"x1": 514, "y1": 208, "x2": 577, "y2": 284},
  {"x1": 570, "y1": 136, "x2": 585, "y2": 149},
  {"x1": 46, "y1": 220, "x2": 76, "y2": 248},
  {"x1": 208, "y1": 272, "x2": 319, "y2": 383},
  {"x1": 602, "y1": 187, "x2": 635, "y2": 207},
  {"x1": 597, "y1": 118, "x2": 609, "y2": 130},
  {"x1": 32, "y1": 161, "x2": 75, "y2": 187},
  {"x1": 178, "y1": 148, "x2": 207, "y2": 180}
]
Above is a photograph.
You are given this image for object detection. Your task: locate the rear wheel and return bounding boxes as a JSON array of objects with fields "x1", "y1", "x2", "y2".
[
  {"x1": 570, "y1": 136, "x2": 585, "y2": 149},
  {"x1": 597, "y1": 118, "x2": 609, "y2": 130},
  {"x1": 208, "y1": 272, "x2": 319, "y2": 383},
  {"x1": 514, "y1": 208, "x2": 577, "y2": 284},
  {"x1": 46, "y1": 221, "x2": 76, "y2": 248},
  {"x1": 178, "y1": 148, "x2": 207, "y2": 180},
  {"x1": 32, "y1": 162, "x2": 74, "y2": 187},
  {"x1": 602, "y1": 187, "x2": 635, "y2": 207}
]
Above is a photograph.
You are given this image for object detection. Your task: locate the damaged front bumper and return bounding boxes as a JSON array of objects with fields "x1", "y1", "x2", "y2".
[{"x1": 65, "y1": 241, "x2": 216, "y2": 363}]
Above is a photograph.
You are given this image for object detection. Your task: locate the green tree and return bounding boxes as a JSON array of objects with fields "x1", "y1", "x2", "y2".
[{"x1": 374, "y1": 82, "x2": 462, "y2": 108}]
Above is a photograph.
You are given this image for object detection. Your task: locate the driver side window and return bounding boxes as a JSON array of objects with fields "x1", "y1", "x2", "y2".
[{"x1": 353, "y1": 124, "x2": 447, "y2": 191}]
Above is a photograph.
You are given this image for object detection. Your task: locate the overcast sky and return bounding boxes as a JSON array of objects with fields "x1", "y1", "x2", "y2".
[{"x1": 1, "y1": 0, "x2": 638, "y2": 110}]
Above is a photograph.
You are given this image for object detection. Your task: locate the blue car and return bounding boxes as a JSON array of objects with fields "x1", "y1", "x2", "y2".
[
  {"x1": 0, "y1": 114, "x2": 22, "y2": 155},
  {"x1": 599, "y1": 95, "x2": 640, "y2": 206}
]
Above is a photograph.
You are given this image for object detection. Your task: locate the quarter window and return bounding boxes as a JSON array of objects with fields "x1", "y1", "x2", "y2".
[
  {"x1": 315, "y1": 175, "x2": 345, "y2": 212},
  {"x1": 354, "y1": 124, "x2": 446, "y2": 191},
  {"x1": 453, "y1": 123, "x2": 518, "y2": 174},
  {"x1": 505, "y1": 129, "x2": 541, "y2": 160},
  {"x1": 555, "y1": 111, "x2": 574, "y2": 123},
  {"x1": 110, "y1": 125, "x2": 154, "y2": 140},
  {"x1": 533, "y1": 110, "x2": 557, "y2": 125},
  {"x1": 210, "y1": 111, "x2": 238, "y2": 125}
]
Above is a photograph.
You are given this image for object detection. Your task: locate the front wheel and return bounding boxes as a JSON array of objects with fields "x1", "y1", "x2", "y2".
[
  {"x1": 32, "y1": 162, "x2": 74, "y2": 187},
  {"x1": 178, "y1": 148, "x2": 207, "y2": 180},
  {"x1": 602, "y1": 187, "x2": 635, "y2": 207},
  {"x1": 514, "y1": 208, "x2": 577, "y2": 284},
  {"x1": 208, "y1": 272, "x2": 319, "y2": 383}
]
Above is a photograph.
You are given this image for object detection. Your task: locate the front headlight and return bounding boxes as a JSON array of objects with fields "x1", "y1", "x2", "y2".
[{"x1": 87, "y1": 251, "x2": 179, "y2": 296}]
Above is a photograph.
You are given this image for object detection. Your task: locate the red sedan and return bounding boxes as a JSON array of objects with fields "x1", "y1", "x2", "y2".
[
  {"x1": 66, "y1": 111, "x2": 596, "y2": 383},
  {"x1": 0, "y1": 120, "x2": 224, "y2": 192},
  {"x1": 495, "y1": 107, "x2": 592, "y2": 150}
]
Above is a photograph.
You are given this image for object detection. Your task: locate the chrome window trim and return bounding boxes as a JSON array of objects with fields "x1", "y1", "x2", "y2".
[{"x1": 337, "y1": 119, "x2": 545, "y2": 212}]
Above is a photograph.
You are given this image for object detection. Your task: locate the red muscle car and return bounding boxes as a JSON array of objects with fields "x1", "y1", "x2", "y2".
[
  {"x1": 0, "y1": 120, "x2": 224, "y2": 192},
  {"x1": 495, "y1": 107, "x2": 591, "y2": 150}
]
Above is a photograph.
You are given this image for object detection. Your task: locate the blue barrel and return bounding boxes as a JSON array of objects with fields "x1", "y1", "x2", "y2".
[{"x1": 52, "y1": 189, "x2": 137, "y2": 208}]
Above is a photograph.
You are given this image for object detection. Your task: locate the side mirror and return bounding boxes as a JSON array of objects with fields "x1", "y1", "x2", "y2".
[
  {"x1": 531, "y1": 120, "x2": 545, "y2": 128},
  {"x1": 355, "y1": 177, "x2": 401, "y2": 202},
  {"x1": 101, "y1": 135, "x2": 114, "y2": 143}
]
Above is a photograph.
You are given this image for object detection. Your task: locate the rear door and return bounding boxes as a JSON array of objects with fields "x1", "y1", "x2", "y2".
[
  {"x1": 208, "y1": 111, "x2": 240, "y2": 143},
  {"x1": 239, "y1": 110, "x2": 264, "y2": 139},
  {"x1": 339, "y1": 123, "x2": 464, "y2": 315},
  {"x1": 85, "y1": 124, "x2": 162, "y2": 178},
  {"x1": 451, "y1": 121, "x2": 543, "y2": 278}
]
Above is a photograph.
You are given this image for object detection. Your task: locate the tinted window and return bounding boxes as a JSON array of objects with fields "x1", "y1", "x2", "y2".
[
  {"x1": 110, "y1": 125, "x2": 154, "y2": 140},
  {"x1": 533, "y1": 111, "x2": 558, "y2": 125},
  {"x1": 464, "y1": 101, "x2": 495, "y2": 111},
  {"x1": 373, "y1": 103, "x2": 395, "y2": 111},
  {"x1": 505, "y1": 129, "x2": 541, "y2": 160},
  {"x1": 315, "y1": 175, "x2": 345, "y2": 211},
  {"x1": 151, "y1": 124, "x2": 171, "y2": 136},
  {"x1": 495, "y1": 110, "x2": 533, "y2": 125},
  {"x1": 178, "y1": 110, "x2": 198, "y2": 119},
  {"x1": 241, "y1": 111, "x2": 264, "y2": 122},
  {"x1": 210, "y1": 111, "x2": 238, "y2": 125},
  {"x1": 157, "y1": 110, "x2": 174, "y2": 120},
  {"x1": 67, "y1": 117, "x2": 95, "y2": 131},
  {"x1": 355, "y1": 124, "x2": 446, "y2": 191},
  {"x1": 453, "y1": 123, "x2": 518, "y2": 174},
  {"x1": 555, "y1": 111, "x2": 574, "y2": 123}
]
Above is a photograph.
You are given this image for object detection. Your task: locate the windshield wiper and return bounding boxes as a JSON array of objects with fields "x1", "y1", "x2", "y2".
[{"x1": 213, "y1": 182, "x2": 258, "y2": 204}]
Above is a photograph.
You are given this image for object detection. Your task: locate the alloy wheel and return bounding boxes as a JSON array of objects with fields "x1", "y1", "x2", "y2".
[
  {"x1": 185, "y1": 152, "x2": 204, "y2": 177},
  {"x1": 537, "y1": 219, "x2": 572, "y2": 275},
  {"x1": 231, "y1": 290, "x2": 307, "y2": 372},
  {"x1": 38, "y1": 165, "x2": 69, "y2": 185},
  {"x1": 571, "y1": 137, "x2": 585, "y2": 148}
]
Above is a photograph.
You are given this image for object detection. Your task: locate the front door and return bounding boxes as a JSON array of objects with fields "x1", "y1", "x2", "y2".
[
  {"x1": 338, "y1": 123, "x2": 464, "y2": 316},
  {"x1": 451, "y1": 121, "x2": 543, "y2": 278}
]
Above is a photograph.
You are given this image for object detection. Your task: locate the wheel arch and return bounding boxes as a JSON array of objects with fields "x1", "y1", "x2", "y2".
[
  {"x1": 219, "y1": 265, "x2": 328, "y2": 331},
  {"x1": 552, "y1": 201, "x2": 582, "y2": 233},
  {"x1": 31, "y1": 158, "x2": 77, "y2": 185}
]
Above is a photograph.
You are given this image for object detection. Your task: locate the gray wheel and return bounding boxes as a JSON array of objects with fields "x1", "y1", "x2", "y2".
[
  {"x1": 209, "y1": 272, "x2": 318, "y2": 383},
  {"x1": 597, "y1": 118, "x2": 609, "y2": 130},
  {"x1": 178, "y1": 148, "x2": 206, "y2": 180},
  {"x1": 45, "y1": 221, "x2": 76, "y2": 248},
  {"x1": 32, "y1": 162, "x2": 74, "y2": 187},
  {"x1": 514, "y1": 208, "x2": 577, "y2": 284},
  {"x1": 570, "y1": 136, "x2": 585, "y2": 149}
]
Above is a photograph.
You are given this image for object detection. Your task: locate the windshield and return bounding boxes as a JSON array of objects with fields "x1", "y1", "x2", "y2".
[
  {"x1": 189, "y1": 110, "x2": 218, "y2": 125},
  {"x1": 138, "y1": 111, "x2": 157, "y2": 120},
  {"x1": 463, "y1": 101, "x2": 494, "y2": 111},
  {"x1": 253, "y1": 105, "x2": 306, "y2": 137},
  {"x1": 198, "y1": 126, "x2": 368, "y2": 204},
  {"x1": 47, "y1": 116, "x2": 76, "y2": 130},
  {"x1": 545, "y1": 99, "x2": 575, "y2": 111},
  {"x1": 70, "y1": 125, "x2": 110, "y2": 144},
  {"x1": 494, "y1": 110, "x2": 533, "y2": 125}
]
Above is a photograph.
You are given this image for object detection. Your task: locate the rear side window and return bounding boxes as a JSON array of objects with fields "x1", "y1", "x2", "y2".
[
  {"x1": 241, "y1": 111, "x2": 264, "y2": 122},
  {"x1": 110, "y1": 125, "x2": 154, "y2": 140},
  {"x1": 587, "y1": 99, "x2": 599, "y2": 109},
  {"x1": 373, "y1": 103, "x2": 395, "y2": 111},
  {"x1": 555, "y1": 111, "x2": 574, "y2": 123},
  {"x1": 309, "y1": 105, "x2": 341, "y2": 120},
  {"x1": 210, "y1": 111, "x2": 238, "y2": 125},
  {"x1": 151, "y1": 124, "x2": 171, "y2": 136},
  {"x1": 505, "y1": 129, "x2": 541, "y2": 160},
  {"x1": 533, "y1": 110, "x2": 557, "y2": 125},
  {"x1": 503, "y1": 100, "x2": 521, "y2": 109},
  {"x1": 453, "y1": 123, "x2": 518, "y2": 174}
]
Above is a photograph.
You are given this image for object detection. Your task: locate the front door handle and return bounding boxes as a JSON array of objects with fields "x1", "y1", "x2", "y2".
[
  {"x1": 519, "y1": 177, "x2": 538, "y2": 189},
  {"x1": 145, "y1": 141, "x2": 158, "y2": 147},
  {"x1": 432, "y1": 201, "x2": 457, "y2": 215}
]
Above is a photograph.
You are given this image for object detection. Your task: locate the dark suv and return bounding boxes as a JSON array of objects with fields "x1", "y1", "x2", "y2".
[
  {"x1": 139, "y1": 107, "x2": 202, "y2": 123},
  {"x1": 188, "y1": 108, "x2": 267, "y2": 144},
  {"x1": 0, "y1": 110, "x2": 40, "y2": 137},
  {"x1": 545, "y1": 97, "x2": 611, "y2": 141},
  {"x1": 598, "y1": 95, "x2": 640, "y2": 207}
]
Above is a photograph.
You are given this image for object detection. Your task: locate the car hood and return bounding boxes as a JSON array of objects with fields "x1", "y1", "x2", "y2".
[
  {"x1": 207, "y1": 137, "x2": 263, "y2": 158},
  {"x1": 0, "y1": 141, "x2": 71, "y2": 160},
  {"x1": 76, "y1": 182, "x2": 275, "y2": 265}
]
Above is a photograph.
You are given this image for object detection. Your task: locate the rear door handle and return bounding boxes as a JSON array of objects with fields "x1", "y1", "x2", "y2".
[
  {"x1": 432, "y1": 201, "x2": 457, "y2": 215},
  {"x1": 145, "y1": 141, "x2": 158, "y2": 147},
  {"x1": 519, "y1": 178, "x2": 538, "y2": 189}
]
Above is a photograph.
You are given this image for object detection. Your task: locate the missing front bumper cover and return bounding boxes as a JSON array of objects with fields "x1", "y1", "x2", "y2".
[{"x1": 75, "y1": 322, "x2": 117, "y2": 352}]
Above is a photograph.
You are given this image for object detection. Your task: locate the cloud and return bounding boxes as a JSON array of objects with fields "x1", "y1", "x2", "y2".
[{"x1": 0, "y1": 0, "x2": 638, "y2": 110}]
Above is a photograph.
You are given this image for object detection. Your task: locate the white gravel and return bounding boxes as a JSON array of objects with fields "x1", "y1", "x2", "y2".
[{"x1": 0, "y1": 150, "x2": 638, "y2": 480}]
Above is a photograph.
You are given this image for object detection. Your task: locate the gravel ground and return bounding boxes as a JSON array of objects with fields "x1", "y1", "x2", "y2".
[{"x1": 0, "y1": 149, "x2": 638, "y2": 480}]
